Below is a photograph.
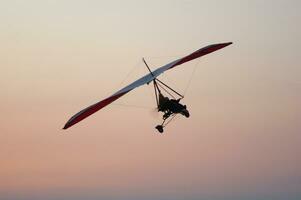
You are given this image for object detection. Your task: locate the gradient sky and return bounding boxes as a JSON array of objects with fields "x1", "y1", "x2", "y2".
[{"x1": 1, "y1": 0, "x2": 300, "y2": 200}]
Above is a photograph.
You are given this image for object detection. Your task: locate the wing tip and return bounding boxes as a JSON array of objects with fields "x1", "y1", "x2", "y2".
[
  {"x1": 62, "y1": 123, "x2": 69, "y2": 130},
  {"x1": 215, "y1": 42, "x2": 233, "y2": 50},
  {"x1": 223, "y1": 42, "x2": 233, "y2": 46}
]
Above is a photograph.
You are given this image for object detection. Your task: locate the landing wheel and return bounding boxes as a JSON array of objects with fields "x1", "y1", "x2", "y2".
[{"x1": 155, "y1": 125, "x2": 164, "y2": 133}]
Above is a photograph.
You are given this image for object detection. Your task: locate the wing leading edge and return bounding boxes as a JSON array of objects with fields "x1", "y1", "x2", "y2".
[{"x1": 63, "y1": 42, "x2": 232, "y2": 129}]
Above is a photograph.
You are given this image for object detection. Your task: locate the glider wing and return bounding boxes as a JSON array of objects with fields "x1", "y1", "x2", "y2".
[{"x1": 63, "y1": 42, "x2": 232, "y2": 129}]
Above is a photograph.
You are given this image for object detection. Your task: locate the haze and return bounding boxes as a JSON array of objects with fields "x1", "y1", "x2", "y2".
[{"x1": 1, "y1": 0, "x2": 300, "y2": 200}]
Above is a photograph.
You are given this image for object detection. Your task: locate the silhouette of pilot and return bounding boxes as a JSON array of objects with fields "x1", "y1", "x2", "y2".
[{"x1": 158, "y1": 93, "x2": 185, "y2": 119}]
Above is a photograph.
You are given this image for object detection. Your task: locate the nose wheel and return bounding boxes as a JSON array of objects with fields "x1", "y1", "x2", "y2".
[
  {"x1": 155, "y1": 125, "x2": 164, "y2": 133},
  {"x1": 155, "y1": 113, "x2": 177, "y2": 133}
]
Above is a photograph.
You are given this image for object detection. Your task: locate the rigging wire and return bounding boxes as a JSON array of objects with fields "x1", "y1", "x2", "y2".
[
  {"x1": 163, "y1": 114, "x2": 179, "y2": 127},
  {"x1": 116, "y1": 59, "x2": 142, "y2": 90},
  {"x1": 113, "y1": 59, "x2": 149, "y2": 108},
  {"x1": 183, "y1": 60, "x2": 200, "y2": 96},
  {"x1": 157, "y1": 82, "x2": 176, "y2": 99},
  {"x1": 112, "y1": 103, "x2": 152, "y2": 109}
]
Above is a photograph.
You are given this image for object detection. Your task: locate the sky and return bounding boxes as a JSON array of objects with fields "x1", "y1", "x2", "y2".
[{"x1": 0, "y1": 0, "x2": 300, "y2": 200}]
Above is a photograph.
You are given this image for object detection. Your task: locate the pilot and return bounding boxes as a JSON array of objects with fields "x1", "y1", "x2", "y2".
[{"x1": 158, "y1": 93, "x2": 170, "y2": 112}]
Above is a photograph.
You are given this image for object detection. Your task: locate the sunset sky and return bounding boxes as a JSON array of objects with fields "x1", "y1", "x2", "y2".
[{"x1": 1, "y1": 0, "x2": 300, "y2": 200}]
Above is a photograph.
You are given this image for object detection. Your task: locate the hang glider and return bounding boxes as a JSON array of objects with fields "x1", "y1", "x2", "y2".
[{"x1": 63, "y1": 42, "x2": 232, "y2": 131}]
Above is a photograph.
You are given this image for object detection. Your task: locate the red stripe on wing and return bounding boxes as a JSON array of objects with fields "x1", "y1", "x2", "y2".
[
  {"x1": 63, "y1": 91, "x2": 129, "y2": 129},
  {"x1": 170, "y1": 42, "x2": 232, "y2": 69}
]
